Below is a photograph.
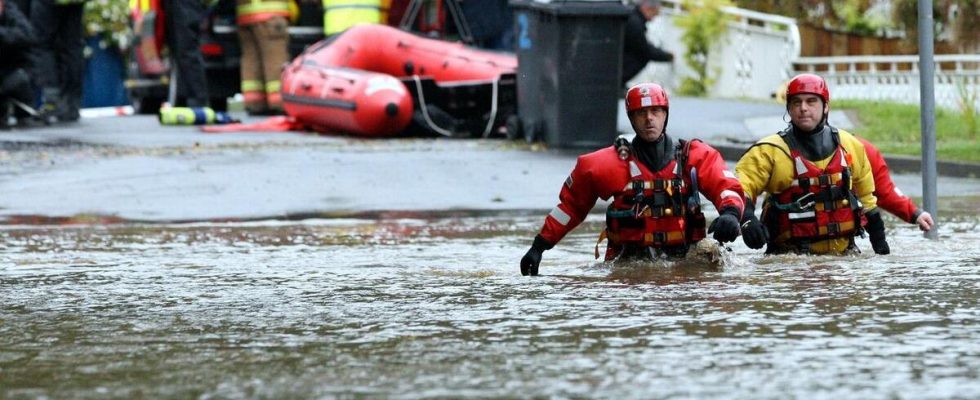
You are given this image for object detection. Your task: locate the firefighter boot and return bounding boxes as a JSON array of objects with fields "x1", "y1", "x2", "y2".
[{"x1": 37, "y1": 88, "x2": 62, "y2": 125}]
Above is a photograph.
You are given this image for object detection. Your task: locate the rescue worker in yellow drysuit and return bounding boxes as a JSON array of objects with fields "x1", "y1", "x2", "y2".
[{"x1": 736, "y1": 73, "x2": 890, "y2": 255}]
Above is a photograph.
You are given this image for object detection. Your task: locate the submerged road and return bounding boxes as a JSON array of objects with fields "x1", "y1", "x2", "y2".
[
  {"x1": 0, "y1": 99, "x2": 978, "y2": 222},
  {"x1": 2, "y1": 101, "x2": 979, "y2": 399}
]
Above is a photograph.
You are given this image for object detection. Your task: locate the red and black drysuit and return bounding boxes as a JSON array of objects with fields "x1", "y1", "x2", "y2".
[{"x1": 534, "y1": 136, "x2": 744, "y2": 261}]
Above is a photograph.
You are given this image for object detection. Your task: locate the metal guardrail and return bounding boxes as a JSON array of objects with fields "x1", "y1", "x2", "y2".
[{"x1": 795, "y1": 54, "x2": 980, "y2": 111}]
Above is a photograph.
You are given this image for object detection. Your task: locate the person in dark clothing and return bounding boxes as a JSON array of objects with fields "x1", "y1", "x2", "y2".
[
  {"x1": 621, "y1": 0, "x2": 673, "y2": 87},
  {"x1": 0, "y1": 0, "x2": 36, "y2": 128},
  {"x1": 163, "y1": 0, "x2": 209, "y2": 108},
  {"x1": 30, "y1": 0, "x2": 85, "y2": 123},
  {"x1": 461, "y1": 0, "x2": 513, "y2": 51}
]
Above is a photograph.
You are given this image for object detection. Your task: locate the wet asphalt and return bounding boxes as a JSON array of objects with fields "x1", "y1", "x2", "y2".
[{"x1": 0, "y1": 97, "x2": 977, "y2": 222}]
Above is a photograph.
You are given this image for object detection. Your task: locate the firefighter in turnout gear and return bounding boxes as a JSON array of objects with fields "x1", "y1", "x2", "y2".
[
  {"x1": 237, "y1": 0, "x2": 290, "y2": 114},
  {"x1": 736, "y1": 73, "x2": 889, "y2": 255},
  {"x1": 519, "y1": 83, "x2": 745, "y2": 276}
]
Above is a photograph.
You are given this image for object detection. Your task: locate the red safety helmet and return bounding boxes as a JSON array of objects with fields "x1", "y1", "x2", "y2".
[
  {"x1": 786, "y1": 73, "x2": 830, "y2": 105},
  {"x1": 625, "y1": 83, "x2": 669, "y2": 113}
]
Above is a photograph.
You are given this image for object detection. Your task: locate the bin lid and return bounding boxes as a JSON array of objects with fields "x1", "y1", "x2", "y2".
[{"x1": 509, "y1": 0, "x2": 631, "y2": 17}]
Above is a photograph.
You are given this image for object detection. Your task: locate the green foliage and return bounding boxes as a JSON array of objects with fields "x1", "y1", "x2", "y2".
[
  {"x1": 83, "y1": 0, "x2": 133, "y2": 54},
  {"x1": 834, "y1": 0, "x2": 890, "y2": 36},
  {"x1": 674, "y1": 0, "x2": 733, "y2": 96},
  {"x1": 738, "y1": 0, "x2": 979, "y2": 46},
  {"x1": 835, "y1": 99, "x2": 980, "y2": 162},
  {"x1": 954, "y1": 78, "x2": 979, "y2": 138}
]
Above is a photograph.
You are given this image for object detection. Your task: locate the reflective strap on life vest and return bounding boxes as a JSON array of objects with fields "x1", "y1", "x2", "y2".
[
  {"x1": 788, "y1": 211, "x2": 815, "y2": 220},
  {"x1": 791, "y1": 172, "x2": 844, "y2": 188},
  {"x1": 814, "y1": 199, "x2": 849, "y2": 212},
  {"x1": 794, "y1": 156, "x2": 808, "y2": 176},
  {"x1": 644, "y1": 231, "x2": 685, "y2": 245},
  {"x1": 818, "y1": 220, "x2": 855, "y2": 237},
  {"x1": 629, "y1": 160, "x2": 641, "y2": 178},
  {"x1": 606, "y1": 230, "x2": 685, "y2": 246}
]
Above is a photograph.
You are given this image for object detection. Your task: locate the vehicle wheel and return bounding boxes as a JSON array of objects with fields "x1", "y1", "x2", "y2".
[{"x1": 132, "y1": 96, "x2": 164, "y2": 115}]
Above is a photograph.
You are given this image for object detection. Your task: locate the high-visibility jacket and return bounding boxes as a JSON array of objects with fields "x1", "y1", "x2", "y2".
[
  {"x1": 538, "y1": 138, "x2": 744, "y2": 260},
  {"x1": 237, "y1": 0, "x2": 290, "y2": 25},
  {"x1": 322, "y1": 0, "x2": 381, "y2": 36},
  {"x1": 860, "y1": 137, "x2": 921, "y2": 224},
  {"x1": 736, "y1": 127, "x2": 878, "y2": 254}
]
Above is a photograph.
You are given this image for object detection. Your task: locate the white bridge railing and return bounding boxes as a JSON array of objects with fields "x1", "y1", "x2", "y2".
[
  {"x1": 628, "y1": 0, "x2": 980, "y2": 111},
  {"x1": 629, "y1": 0, "x2": 800, "y2": 100},
  {"x1": 794, "y1": 54, "x2": 980, "y2": 111}
]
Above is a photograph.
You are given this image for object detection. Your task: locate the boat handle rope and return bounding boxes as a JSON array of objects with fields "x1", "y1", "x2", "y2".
[
  {"x1": 411, "y1": 75, "x2": 454, "y2": 137},
  {"x1": 410, "y1": 74, "x2": 500, "y2": 138},
  {"x1": 481, "y1": 76, "x2": 499, "y2": 138}
]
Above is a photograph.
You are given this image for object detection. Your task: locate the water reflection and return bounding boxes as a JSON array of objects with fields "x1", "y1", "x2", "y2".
[{"x1": 1, "y1": 211, "x2": 978, "y2": 399}]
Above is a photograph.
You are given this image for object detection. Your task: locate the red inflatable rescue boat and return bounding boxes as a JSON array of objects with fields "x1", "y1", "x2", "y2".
[{"x1": 281, "y1": 24, "x2": 517, "y2": 137}]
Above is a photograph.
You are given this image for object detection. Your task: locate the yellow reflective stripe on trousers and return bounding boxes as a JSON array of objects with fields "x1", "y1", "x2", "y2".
[
  {"x1": 265, "y1": 80, "x2": 281, "y2": 94},
  {"x1": 241, "y1": 80, "x2": 263, "y2": 92},
  {"x1": 322, "y1": 0, "x2": 381, "y2": 35},
  {"x1": 238, "y1": 0, "x2": 290, "y2": 16}
]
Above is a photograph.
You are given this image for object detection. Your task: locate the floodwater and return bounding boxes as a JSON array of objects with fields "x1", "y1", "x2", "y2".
[{"x1": 2, "y1": 208, "x2": 979, "y2": 399}]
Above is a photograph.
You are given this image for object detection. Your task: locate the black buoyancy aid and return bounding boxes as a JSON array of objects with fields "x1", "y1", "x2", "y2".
[
  {"x1": 764, "y1": 128, "x2": 862, "y2": 247},
  {"x1": 605, "y1": 139, "x2": 706, "y2": 251}
]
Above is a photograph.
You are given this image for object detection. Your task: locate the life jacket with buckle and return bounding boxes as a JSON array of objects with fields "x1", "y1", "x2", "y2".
[
  {"x1": 763, "y1": 132, "x2": 862, "y2": 250},
  {"x1": 603, "y1": 140, "x2": 706, "y2": 256}
]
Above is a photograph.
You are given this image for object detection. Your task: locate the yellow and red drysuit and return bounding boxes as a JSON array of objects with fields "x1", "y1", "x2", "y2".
[
  {"x1": 537, "y1": 139, "x2": 744, "y2": 260},
  {"x1": 237, "y1": 0, "x2": 291, "y2": 114},
  {"x1": 736, "y1": 128, "x2": 878, "y2": 254}
]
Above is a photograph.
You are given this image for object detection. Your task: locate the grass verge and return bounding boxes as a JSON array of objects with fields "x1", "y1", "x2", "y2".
[{"x1": 835, "y1": 99, "x2": 980, "y2": 163}]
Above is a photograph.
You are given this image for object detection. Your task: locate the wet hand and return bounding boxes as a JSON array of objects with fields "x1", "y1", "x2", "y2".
[
  {"x1": 520, "y1": 235, "x2": 553, "y2": 276},
  {"x1": 520, "y1": 247, "x2": 542, "y2": 276},
  {"x1": 708, "y1": 207, "x2": 741, "y2": 243},
  {"x1": 740, "y1": 216, "x2": 769, "y2": 250},
  {"x1": 916, "y1": 211, "x2": 934, "y2": 232}
]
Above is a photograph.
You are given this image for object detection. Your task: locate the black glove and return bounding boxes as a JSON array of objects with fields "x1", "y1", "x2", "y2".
[
  {"x1": 865, "y1": 210, "x2": 890, "y2": 255},
  {"x1": 740, "y1": 199, "x2": 769, "y2": 250},
  {"x1": 520, "y1": 235, "x2": 553, "y2": 276},
  {"x1": 708, "y1": 207, "x2": 741, "y2": 243}
]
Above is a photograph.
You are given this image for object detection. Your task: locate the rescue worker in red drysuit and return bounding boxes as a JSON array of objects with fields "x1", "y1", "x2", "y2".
[
  {"x1": 861, "y1": 137, "x2": 935, "y2": 231},
  {"x1": 737, "y1": 73, "x2": 890, "y2": 255},
  {"x1": 520, "y1": 83, "x2": 745, "y2": 276}
]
